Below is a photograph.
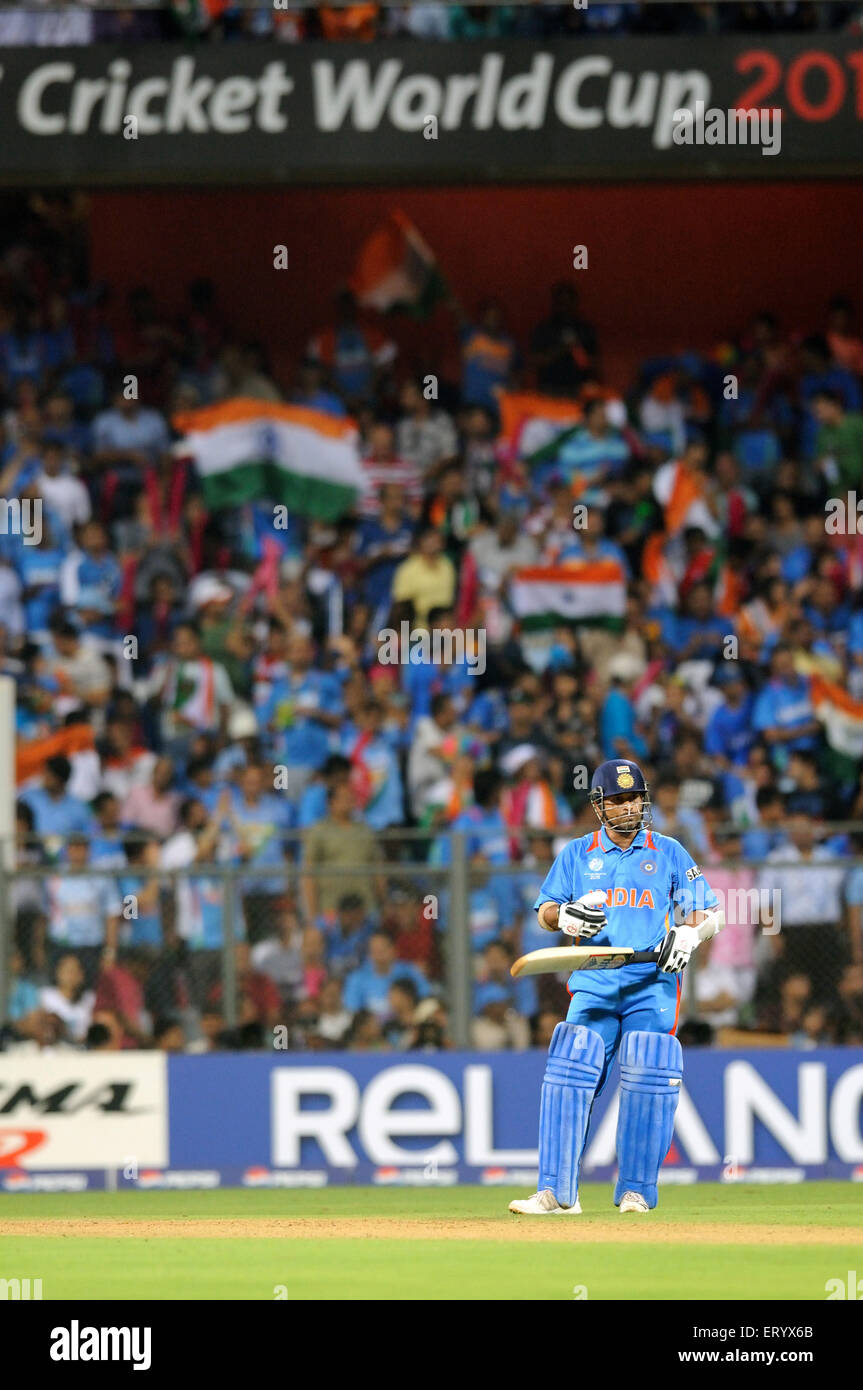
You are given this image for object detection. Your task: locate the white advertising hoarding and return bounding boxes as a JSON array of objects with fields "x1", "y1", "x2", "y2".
[{"x1": 0, "y1": 1052, "x2": 168, "y2": 1169}]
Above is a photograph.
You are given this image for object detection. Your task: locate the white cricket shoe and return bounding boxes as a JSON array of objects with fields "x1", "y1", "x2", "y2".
[
  {"x1": 509, "y1": 1188, "x2": 582, "y2": 1216},
  {"x1": 618, "y1": 1191, "x2": 650, "y2": 1213}
]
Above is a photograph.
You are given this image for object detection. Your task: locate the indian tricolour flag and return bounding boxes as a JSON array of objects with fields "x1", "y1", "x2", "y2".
[
  {"x1": 349, "y1": 210, "x2": 446, "y2": 316},
  {"x1": 510, "y1": 561, "x2": 627, "y2": 630},
  {"x1": 496, "y1": 391, "x2": 583, "y2": 462},
  {"x1": 173, "y1": 399, "x2": 365, "y2": 522},
  {"x1": 810, "y1": 674, "x2": 863, "y2": 758}
]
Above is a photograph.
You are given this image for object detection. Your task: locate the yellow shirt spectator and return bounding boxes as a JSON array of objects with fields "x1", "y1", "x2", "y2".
[{"x1": 392, "y1": 533, "x2": 457, "y2": 626}]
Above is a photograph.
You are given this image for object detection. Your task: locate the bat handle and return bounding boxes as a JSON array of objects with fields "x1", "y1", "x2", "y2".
[{"x1": 629, "y1": 949, "x2": 661, "y2": 965}]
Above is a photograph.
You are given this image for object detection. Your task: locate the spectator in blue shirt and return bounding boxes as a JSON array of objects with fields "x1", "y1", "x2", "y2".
[
  {"x1": 704, "y1": 666, "x2": 755, "y2": 769},
  {"x1": 224, "y1": 761, "x2": 293, "y2": 944},
  {"x1": 323, "y1": 893, "x2": 375, "y2": 980},
  {"x1": 291, "y1": 357, "x2": 347, "y2": 418},
  {"x1": 59, "y1": 520, "x2": 122, "y2": 616},
  {"x1": 340, "y1": 700, "x2": 404, "y2": 831},
  {"x1": 557, "y1": 504, "x2": 630, "y2": 573},
  {"x1": 342, "y1": 931, "x2": 430, "y2": 1018},
  {"x1": 22, "y1": 755, "x2": 94, "y2": 849},
  {"x1": 752, "y1": 644, "x2": 820, "y2": 766},
  {"x1": 90, "y1": 791, "x2": 126, "y2": 867},
  {"x1": 445, "y1": 769, "x2": 511, "y2": 866},
  {"x1": 256, "y1": 632, "x2": 343, "y2": 788},
  {"x1": 296, "y1": 754, "x2": 352, "y2": 829},
  {"x1": 661, "y1": 582, "x2": 730, "y2": 664},
  {"x1": 15, "y1": 521, "x2": 67, "y2": 637},
  {"x1": 354, "y1": 483, "x2": 415, "y2": 623},
  {"x1": 476, "y1": 938, "x2": 537, "y2": 1018},
  {"x1": 459, "y1": 298, "x2": 519, "y2": 413},
  {"x1": 803, "y1": 575, "x2": 850, "y2": 641},
  {"x1": 465, "y1": 685, "x2": 509, "y2": 746},
  {"x1": 599, "y1": 659, "x2": 647, "y2": 760},
  {"x1": 119, "y1": 836, "x2": 163, "y2": 948}
]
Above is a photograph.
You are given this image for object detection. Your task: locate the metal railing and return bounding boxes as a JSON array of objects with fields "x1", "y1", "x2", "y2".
[{"x1": 3, "y1": 841, "x2": 862, "y2": 1049}]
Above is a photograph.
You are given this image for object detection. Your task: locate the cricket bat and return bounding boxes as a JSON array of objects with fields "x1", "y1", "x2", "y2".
[{"x1": 510, "y1": 945, "x2": 661, "y2": 978}]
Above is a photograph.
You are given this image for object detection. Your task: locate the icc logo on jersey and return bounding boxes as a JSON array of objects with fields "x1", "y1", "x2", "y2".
[{"x1": 588, "y1": 857, "x2": 603, "y2": 871}]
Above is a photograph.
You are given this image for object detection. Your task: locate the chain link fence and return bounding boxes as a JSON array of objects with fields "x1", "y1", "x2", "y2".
[{"x1": 3, "y1": 837, "x2": 863, "y2": 1053}]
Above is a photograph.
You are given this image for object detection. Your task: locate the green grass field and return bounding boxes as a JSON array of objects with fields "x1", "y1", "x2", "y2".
[{"x1": 1, "y1": 1183, "x2": 860, "y2": 1300}]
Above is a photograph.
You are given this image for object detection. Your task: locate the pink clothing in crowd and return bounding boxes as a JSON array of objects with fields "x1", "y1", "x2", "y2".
[
  {"x1": 702, "y1": 865, "x2": 756, "y2": 968},
  {"x1": 121, "y1": 785, "x2": 181, "y2": 839}
]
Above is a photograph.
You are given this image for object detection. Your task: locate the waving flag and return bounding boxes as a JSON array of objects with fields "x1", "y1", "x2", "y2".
[
  {"x1": 810, "y1": 675, "x2": 863, "y2": 758},
  {"x1": 17, "y1": 724, "x2": 95, "y2": 785},
  {"x1": 174, "y1": 399, "x2": 365, "y2": 522},
  {"x1": 349, "y1": 210, "x2": 446, "y2": 317},
  {"x1": 510, "y1": 560, "x2": 627, "y2": 630},
  {"x1": 497, "y1": 390, "x2": 583, "y2": 462}
]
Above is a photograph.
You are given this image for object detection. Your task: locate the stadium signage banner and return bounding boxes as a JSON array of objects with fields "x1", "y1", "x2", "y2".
[
  {"x1": 161, "y1": 1050, "x2": 863, "y2": 1186},
  {"x1": 0, "y1": 1053, "x2": 168, "y2": 1171},
  {"x1": 0, "y1": 37, "x2": 859, "y2": 184}
]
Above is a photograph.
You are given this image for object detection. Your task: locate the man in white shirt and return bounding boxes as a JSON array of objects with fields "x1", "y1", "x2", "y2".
[
  {"x1": 34, "y1": 441, "x2": 91, "y2": 532},
  {"x1": 407, "y1": 693, "x2": 464, "y2": 820},
  {"x1": 47, "y1": 619, "x2": 112, "y2": 712}
]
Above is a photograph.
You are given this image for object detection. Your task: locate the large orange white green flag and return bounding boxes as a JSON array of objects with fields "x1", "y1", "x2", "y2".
[
  {"x1": 173, "y1": 399, "x2": 365, "y2": 521},
  {"x1": 510, "y1": 559, "x2": 627, "y2": 629},
  {"x1": 810, "y1": 675, "x2": 863, "y2": 758},
  {"x1": 496, "y1": 390, "x2": 583, "y2": 461},
  {"x1": 349, "y1": 210, "x2": 446, "y2": 317}
]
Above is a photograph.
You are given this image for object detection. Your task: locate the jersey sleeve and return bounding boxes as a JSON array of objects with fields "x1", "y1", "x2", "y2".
[
  {"x1": 533, "y1": 842, "x2": 580, "y2": 911},
  {"x1": 669, "y1": 839, "x2": 718, "y2": 918}
]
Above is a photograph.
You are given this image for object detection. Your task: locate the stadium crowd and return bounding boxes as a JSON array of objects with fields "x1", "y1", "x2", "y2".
[
  {"x1": 2, "y1": 193, "x2": 863, "y2": 1058},
  {"x1": 0, "y1": 0, "x2": 859, "y2": 45}
]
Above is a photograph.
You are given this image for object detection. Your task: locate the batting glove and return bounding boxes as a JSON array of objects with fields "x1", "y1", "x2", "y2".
[
  {"x1": 657, "y1": 924, "x2": 700, "y2": 973},
  {"x1": 559, "y1": 890, "x2": 608, "y2": 940}
]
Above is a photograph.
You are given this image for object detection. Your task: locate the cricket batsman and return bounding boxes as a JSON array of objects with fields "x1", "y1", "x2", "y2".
[{"x1": 510, "y1": 759, "x2": 724, "y2": 1216}]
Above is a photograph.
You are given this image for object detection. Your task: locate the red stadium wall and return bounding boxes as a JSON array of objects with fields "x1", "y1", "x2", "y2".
[{"x1": 91, "y1": 182, "x2": 863, "y2": 393}]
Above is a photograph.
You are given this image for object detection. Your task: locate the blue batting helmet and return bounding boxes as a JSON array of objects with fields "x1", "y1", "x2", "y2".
[{"x1": 589, "y1": 759, "x2": 652, "y2": 828}]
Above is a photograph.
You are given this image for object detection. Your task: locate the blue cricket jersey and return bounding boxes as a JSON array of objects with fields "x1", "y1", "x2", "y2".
[{"x1": 533, "y1": 824, "x2": 718, "y2": 995}]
